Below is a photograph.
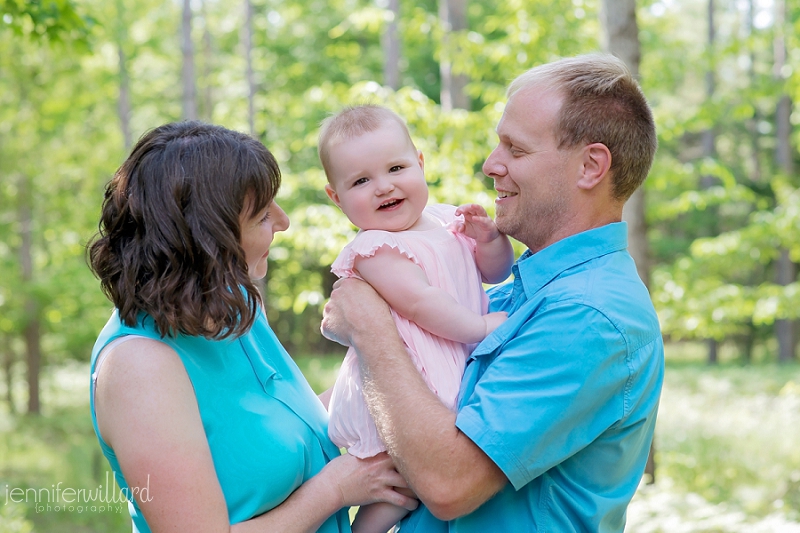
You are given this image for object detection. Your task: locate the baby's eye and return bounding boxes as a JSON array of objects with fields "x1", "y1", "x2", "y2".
[
  {"x1": 389, "y1": 165, "x2": 403, "y2": 172},
  {"x1": 353, "y1": 177, "x2": 369, "y2": 186}
]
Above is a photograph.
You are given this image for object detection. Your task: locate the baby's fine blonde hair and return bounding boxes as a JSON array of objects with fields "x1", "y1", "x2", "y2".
[{"x1": 318, "y1": 104, "x2": 415, "y2": 182}]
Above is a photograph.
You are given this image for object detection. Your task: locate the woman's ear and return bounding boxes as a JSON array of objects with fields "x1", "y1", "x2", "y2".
[
  {"x1": 325, "y1": 183, "x2": 341, "y2": 207},
  {"x1": 577, "y1": 143, "x2": 612, "y2": 191}
]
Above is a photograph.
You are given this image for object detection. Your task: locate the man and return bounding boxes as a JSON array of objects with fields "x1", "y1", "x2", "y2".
[{"x1": 322, "y1": 53, "x2": 663, "y2": 532}]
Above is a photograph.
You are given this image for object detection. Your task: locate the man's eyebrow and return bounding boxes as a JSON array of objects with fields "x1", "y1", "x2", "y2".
[{"x1": 497, "y1": 131, "x2": 520, "y2": 145}]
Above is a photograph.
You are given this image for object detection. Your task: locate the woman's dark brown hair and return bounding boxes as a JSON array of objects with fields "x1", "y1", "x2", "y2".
[{"x1": 88, "y1": 121, "x2": 281, "y2": 339}]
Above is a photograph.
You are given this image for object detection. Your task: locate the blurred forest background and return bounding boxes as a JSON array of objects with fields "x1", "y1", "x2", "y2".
[{"x1": 0, "y1": 0, "x2": 799, "y2": 531}]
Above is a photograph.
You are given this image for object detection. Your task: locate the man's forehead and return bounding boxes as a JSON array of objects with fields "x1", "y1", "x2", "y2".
[{"x1": 504, "y1": 87, "x2": 562, "y2": 121}]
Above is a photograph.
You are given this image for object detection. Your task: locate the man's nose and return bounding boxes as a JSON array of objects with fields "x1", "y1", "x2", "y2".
[{"x1": 482, "y1": 148, "x2": 506, "y2": 179}]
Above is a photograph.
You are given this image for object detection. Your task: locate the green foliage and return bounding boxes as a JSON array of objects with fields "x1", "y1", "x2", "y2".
[
  {"x1": 1, "y1": 0, "x2": 94, "y2": 47},
  {"x1": 641, "y1": 0, "x2": 800, "y2": 348},
  {"x1": 0, "y1": 0, "x2": 798, "y2": 399},
  {"x1": 0, "y1": 29, "x2": 121, "y2": 367}
]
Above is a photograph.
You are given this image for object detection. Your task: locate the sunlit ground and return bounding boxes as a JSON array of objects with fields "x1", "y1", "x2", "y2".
[
  {"x1": 1, "y1": 343, "x2": 800, "y2": 532},
  {"x1": 627, "y1": 343, "x2": 800, "y2": 532}
]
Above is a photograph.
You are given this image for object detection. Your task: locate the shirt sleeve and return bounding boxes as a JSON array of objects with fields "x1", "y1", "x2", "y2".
[
  {"x1": 331, "y1": 230, "x2": 421, "y2": 279},
  {"x1": 455, "y1": 300, "x2": 631, "y2": 490}
]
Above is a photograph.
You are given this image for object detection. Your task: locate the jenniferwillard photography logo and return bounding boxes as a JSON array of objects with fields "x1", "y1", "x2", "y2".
[{"x1": 3, "y1": 472, "x2": 150, "y2": 514}]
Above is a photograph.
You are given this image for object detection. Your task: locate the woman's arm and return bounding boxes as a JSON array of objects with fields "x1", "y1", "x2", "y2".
[
  {"x1": 453, "y1": 204, "x2": 514, "y2": 284},
  {"x1": 354, "y1": 247, "x2": 506, "y2": 345},
  {"x1": 95, "y1": 339, "x2": 415, "y2": 533}
]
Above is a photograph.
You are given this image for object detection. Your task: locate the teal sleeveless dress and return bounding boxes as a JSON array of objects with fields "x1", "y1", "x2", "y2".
[{"x1": 89, "y1": 309, "x2": 351, "y2": 533}]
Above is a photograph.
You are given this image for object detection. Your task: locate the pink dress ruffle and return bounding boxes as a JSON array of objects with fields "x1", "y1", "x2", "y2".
[{"x1": 327, "y1": 204, "x2": 488, "y2": 458}]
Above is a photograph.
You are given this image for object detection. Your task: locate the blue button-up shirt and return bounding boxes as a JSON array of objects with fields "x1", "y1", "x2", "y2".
[{"x1": 399, "y1": 222, "x2": 664, "y2": 533}]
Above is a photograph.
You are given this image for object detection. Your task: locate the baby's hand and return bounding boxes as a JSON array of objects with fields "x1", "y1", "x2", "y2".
[
  {"x1": 454, "y1": 204, "x2": 501, "y2": 243},
  {"x1": 483, "y1": 311, "x2": 508, "y2": 337}
]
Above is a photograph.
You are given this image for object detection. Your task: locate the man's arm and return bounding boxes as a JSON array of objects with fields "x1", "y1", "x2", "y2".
[{"x1": 321, "y1": 278, "x2": 508, "y2": 520}]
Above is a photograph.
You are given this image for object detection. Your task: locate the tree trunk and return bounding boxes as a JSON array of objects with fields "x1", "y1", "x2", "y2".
[
  {"x1": 701, "y1": 0, "x2": 720, "y2": 365},
  {"x1": 599, "y1": 0, "x2": 656, "y2": 484},
  {"x1": 241, "y1": 0, "x2": 267, "y2": 299},
  {"x1": 115, "y1": 0, "x2": 132, "y2": 150},
  {"x1": 182, "y1": 0, "x2": 197, "y2": 120},
  {"x1": 742, "y1": 0, "x2": 760, "y2": 364},
  {"x1": 774, "y1": 0, "x2": 796, "y2": 363},
  {"x1": 776, "y1": 250, "x2": 796, "y2": 362},
  {"x1": 382, "y1": 0, "x2": 401, "y2": 90},
  {"x1": 243, "y1": 0, "x2": 255, "y2": 134},
  {"x1": 707, "y1": 338, "x2": 719, "y2": 364},
  {"x1": 438, "y1": 0, "x2": 469, "y2": 111},
  {"x1": 600, "y1": 0, "x2": 647, "y2": 284},
  {"x1": 3, "y1": 342, "x2": 15, "y2": 414},
  {"x1": 745, "y1": 0, "x2": 762, "y2": 183},
  {"x1": 599, "y1": 0, "x2": 640, "y2": 72},
  {"x1": 18, "y1": 174, "x2": 40, "y2": 415},
  {"x1": 741, "y1": 323, "x2": 755, "y2": 364},
  {"x1": 623, "y1": 189, "x2": 649, "y2": 286},
  {"x1": 200, "y1": 0, "x2": 214, "y2": 122}
]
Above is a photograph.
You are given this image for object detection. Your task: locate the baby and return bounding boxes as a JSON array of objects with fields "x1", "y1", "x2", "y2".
[{"x1": 318, "y1": 104, "x2": 514, "y2": 532}]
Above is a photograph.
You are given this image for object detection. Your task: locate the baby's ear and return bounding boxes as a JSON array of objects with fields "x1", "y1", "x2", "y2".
[
  {"x1": 418, "y1": 150, "x2": 425, "y2": 172},
  {"x1": 325, "y1": 183, "x2": 341, "y2": 207}
]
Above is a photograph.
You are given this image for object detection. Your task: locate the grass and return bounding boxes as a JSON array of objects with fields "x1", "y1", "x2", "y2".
[
  {"x1": 1, "y1": 345, "x2": 799, "y2": 531},
  {"x1": 0, "y1": 362, "x2": 130, "y2": 532},
  {"x1": 627, "y1": 343, "x2": 800, "y2": 532}
]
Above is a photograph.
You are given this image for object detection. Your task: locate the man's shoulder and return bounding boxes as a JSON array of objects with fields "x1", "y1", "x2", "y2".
[
  {"x1": 545, "y1": 251, "x2": 661, "y2": 346},
  {"x1": 545, "y1": 248, "x2": 647, "y2": 301},
  {"x1": 508, "y1": 249, "x2": 659, "y2": 337}
]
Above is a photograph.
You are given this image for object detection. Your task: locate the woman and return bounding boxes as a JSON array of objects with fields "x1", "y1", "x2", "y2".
[{"x1": 87, "y1": 121, "x2": 416, "y2": 532}]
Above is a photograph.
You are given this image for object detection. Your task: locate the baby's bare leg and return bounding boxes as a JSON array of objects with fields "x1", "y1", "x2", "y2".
[{"x1": 351, "y1": 502, "x2": 409, "y2": 533}]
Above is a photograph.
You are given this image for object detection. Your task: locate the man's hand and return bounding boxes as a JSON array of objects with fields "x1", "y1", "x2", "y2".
[{"x1": 321, "y1": 278, "x2": 393, "y2": 347}]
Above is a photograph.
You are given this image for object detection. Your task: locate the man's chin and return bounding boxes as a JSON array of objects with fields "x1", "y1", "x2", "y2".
[{"x1": 494, "y1": 213, "x2": 513, "y2": 233}]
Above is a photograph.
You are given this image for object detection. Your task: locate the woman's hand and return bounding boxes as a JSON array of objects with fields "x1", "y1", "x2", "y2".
[{"x1": 323, "y1": 452, "x2": 418, "y2": 511}]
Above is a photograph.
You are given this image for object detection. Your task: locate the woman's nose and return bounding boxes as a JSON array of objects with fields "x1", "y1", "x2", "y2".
[{"x1": 273, "y1": 201, "x2": 290, "y2": 232}]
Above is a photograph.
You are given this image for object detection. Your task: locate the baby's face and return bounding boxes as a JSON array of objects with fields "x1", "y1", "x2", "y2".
[{"x1": 324, "y1": 121, "x2": 429, "y2": 232}]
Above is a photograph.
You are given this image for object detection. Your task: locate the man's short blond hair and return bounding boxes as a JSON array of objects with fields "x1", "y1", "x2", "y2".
[
  {"x1": 509, "y1": 53, "x2": 657, "y2": 201},
  {"x1": 318, "y1": 104, "x2": 415, "y2": 182}
]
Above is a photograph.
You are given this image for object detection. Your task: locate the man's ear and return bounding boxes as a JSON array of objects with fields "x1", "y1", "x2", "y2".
[
  {"x1": 325, "y1": 183, "x2": 341, "y2": 207},
  {"x1": 577, "y1": 143, "x2": 612, "y2": 191}
]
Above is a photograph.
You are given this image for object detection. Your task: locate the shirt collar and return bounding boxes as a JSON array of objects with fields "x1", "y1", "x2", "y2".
[{"x1": 515, "y1": 222, "x2": 629, "y2": 299}]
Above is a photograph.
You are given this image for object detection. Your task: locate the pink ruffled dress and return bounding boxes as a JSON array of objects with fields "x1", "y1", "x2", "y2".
[{"x1": 327, "y1": 204, "x2": 489, "y2": 458}]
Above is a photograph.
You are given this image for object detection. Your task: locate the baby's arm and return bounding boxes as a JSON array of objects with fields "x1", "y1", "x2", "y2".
[
  {"x1": 454, "y1": 204, "x2": 514, "y2": 284},
  {"x1": 354, "y1": 247, "x2": 506, "y2": 345}
]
